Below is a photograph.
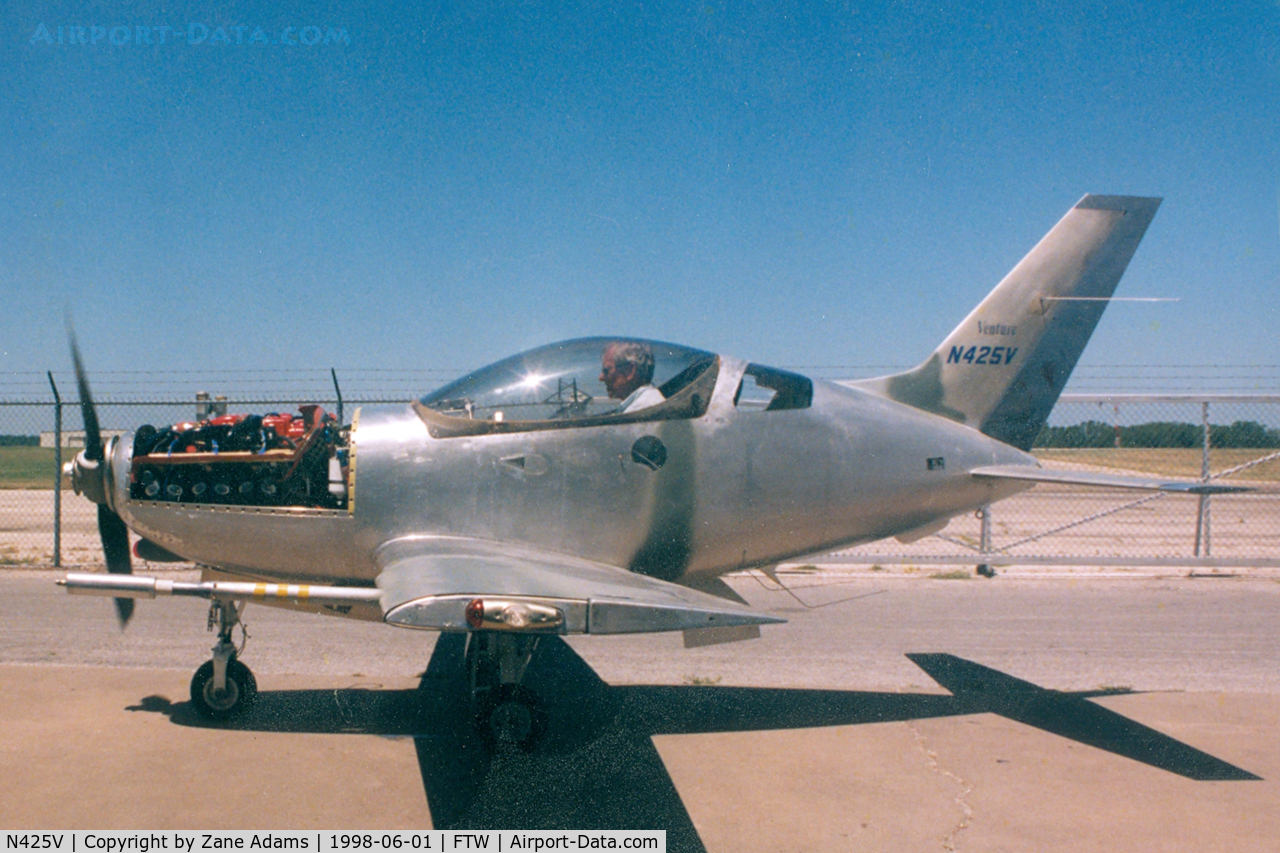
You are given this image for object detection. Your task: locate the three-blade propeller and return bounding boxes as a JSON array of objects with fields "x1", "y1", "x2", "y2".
[{"x1": 69, "y1": 331, "x2": 134, "y2": 626}]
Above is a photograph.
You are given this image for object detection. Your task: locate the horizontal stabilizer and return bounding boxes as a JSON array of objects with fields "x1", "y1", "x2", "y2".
[
  {"x1": 969, "y1": 465, "x2": 1251, "y2": 494},
  {"x1": 375, "y1": 535, "x2": 784, "y2": 634}
]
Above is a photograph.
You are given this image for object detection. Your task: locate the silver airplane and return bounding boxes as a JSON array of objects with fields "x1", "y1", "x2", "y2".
[{"x1": 61, "y1": 194, "x2": 1241, "y2": 748}]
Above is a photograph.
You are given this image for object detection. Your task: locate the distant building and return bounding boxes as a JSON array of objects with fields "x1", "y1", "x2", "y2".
[
  {"x1": 196, "y1": 392, "x2": 228, "y2": 420},
  {"x1": 39, "y1": 430, "x2": 128, "y2": 449}
]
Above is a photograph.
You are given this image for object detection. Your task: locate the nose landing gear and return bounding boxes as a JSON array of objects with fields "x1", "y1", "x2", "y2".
[
  {"x1": 190, "y1": 658, "x2": 257, "y2": 719},
  {"x1": 190, "y1": 599, "x2": 257, "y2": 720}
]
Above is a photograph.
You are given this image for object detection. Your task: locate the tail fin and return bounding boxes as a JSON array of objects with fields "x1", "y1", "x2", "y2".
[{"x1": 853, "y1": 194, "x2": 1161, "y2": 450}]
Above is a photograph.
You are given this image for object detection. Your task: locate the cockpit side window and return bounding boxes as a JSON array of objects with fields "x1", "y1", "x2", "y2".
[{"x1": 733, "y1": 364, "x2": 813, "y2": 412}]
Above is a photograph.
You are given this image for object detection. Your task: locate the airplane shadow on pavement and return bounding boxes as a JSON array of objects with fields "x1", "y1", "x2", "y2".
[{"x1": 136, "y1": 637, "x2": 1259, "y2": 853}]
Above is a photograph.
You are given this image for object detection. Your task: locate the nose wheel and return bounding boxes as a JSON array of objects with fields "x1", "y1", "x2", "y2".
[
  {"x1": 190, "y1": 657, "x2": 257, "y2": 719},
  {"x1": 189, "y1": 598, "x2": 257, "y2": 720}
]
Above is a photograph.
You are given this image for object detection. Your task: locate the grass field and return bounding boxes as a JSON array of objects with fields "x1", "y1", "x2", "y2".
[
  {"x1": 1033, "y1": 447, "x2": 1280, "y2": 481},
  {"x1": 0, "y1": 447, "x2": 60, "y2": 489}
]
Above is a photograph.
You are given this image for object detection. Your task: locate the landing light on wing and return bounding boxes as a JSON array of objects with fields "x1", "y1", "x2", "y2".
[{"x1": 465, "y1": 598, "x2": 566, "y2": 631}]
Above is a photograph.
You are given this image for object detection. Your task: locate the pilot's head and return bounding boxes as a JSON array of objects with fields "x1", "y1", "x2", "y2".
[{"x1": 600, "y1": 341, "x2": 656, "y2": 400}]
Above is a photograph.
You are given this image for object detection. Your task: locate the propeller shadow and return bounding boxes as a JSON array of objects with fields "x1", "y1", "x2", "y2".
[{"x1": 134, "y1": 639, "x2": 1258, "y2": 851}]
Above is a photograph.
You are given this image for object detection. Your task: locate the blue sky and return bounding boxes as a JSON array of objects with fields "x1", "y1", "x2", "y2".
[{"x1": 1, "y1": 1, "x2": 1277, "y2": 400}]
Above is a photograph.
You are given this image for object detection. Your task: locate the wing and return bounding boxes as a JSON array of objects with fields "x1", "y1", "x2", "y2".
[
  {"x1": 374, "y1": 535, "x2": 784, "y2": 634},
  {"x1": 969, "y1": 464, "x2": 1251, "y2": 494}
]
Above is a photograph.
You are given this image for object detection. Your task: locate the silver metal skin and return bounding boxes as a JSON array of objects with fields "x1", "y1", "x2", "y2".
[
  {"x1": 106, "y1": 371, "x2": 1032, "y2": 585},
  {"x1": 367, "y1": 373, "x2": 1031, "y2": 577}
]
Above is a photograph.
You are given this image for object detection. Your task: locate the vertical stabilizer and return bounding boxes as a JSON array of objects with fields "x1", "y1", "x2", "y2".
[{"x1": 852, "y1": 195, "x2": 1161, "y2": 450}]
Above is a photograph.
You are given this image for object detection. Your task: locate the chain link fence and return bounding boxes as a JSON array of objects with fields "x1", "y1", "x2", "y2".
[
  {"x1": 828, "y1": 394, "x2": 1280, "y2": 569},
  {"x1": 3, "y1": 390, "x2": 1278, "y2": 570}
]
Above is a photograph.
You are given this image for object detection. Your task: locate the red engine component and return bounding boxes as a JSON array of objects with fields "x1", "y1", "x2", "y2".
[
  {"x1": 129, "y1": 403, "x2": 346, "y2": 509},
  {"x1": 261, "y1": 413, "x2": 302, "y2": 440},
  {"x1": 259, "y1": 406, "x2": 328, "y2": 442},
  {"x1": 141, "y1": 405, "x2": 336, "y2": 457}
]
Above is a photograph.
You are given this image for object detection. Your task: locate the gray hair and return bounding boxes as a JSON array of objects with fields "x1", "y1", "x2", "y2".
[{"x1": 606, "y1": 341, "x2": 655, "y2": 384}]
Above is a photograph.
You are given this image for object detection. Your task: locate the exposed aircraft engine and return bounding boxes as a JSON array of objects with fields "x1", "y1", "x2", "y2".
[{"x1": 128, "y1": 404, "x2": 349, "y2": 509}]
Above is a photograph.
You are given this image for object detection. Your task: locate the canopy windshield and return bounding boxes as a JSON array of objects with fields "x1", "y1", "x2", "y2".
[{"x1": 420, "y1": 337, "x2": 716, "y2": 423}]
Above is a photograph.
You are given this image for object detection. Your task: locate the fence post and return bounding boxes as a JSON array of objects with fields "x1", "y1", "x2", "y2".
[
  {"x1": 976, "y1": 504, "x2": 994, "y2": 577},
  {"x1": 47, "y1": 372, "x2": 62, "y2": 569},
  {"x1": 1194, "y1": 400, "x2": 1211, "y2": 557}
]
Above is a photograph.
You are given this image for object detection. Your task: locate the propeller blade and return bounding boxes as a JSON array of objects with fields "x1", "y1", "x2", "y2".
[
  {"x1": 68, "y1": 330, "x2": 104, "y2": 462},
  {"x1": 98, "y1": 467, "x2": 135, "y2": 627},
  {"x1": 99, "y1": 504, "x2": 132, "y2": 574},
  {"x1": 69, "y1": 325, "x2": 135, "y2": 627}
]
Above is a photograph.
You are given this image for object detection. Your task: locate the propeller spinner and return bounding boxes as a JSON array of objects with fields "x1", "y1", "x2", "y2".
[{"x1": 67, "y1": 332, "x2": 135, "y2": 626}]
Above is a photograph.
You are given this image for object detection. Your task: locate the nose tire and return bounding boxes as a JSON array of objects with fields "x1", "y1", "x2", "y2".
[{"x1": 190, "y1": 658, "x2": 258, "y2": 720}]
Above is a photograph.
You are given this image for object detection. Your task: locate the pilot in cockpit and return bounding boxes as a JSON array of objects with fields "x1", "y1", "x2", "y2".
[{"x1": 600, "y1": 341, "x2": 665, "y2": 414}]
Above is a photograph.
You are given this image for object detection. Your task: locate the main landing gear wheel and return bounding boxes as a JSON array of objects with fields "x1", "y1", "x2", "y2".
[
  {"x1": 190, "y1": 658, "x2": 257, "y2": 720},
  {"x1": 466, "y1": 631, "x2": 546, "y2": 751},
  {"x1": 475, "y1": 684, "x2": 547, "y2": 752}
]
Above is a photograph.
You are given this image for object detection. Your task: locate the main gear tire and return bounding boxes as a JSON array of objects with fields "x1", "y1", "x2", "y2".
[{"x1": 474, "y1": 684, "x2": 547, "y2": 752}]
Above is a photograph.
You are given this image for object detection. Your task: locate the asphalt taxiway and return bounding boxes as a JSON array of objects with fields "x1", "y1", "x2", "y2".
[{"x1": 2, "y1": 569, "x2": 1279, "y2": 852}]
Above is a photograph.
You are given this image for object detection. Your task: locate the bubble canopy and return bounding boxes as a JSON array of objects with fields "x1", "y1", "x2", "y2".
[{"x1": 419, "y1": 337, "x2": 717, "y2": 424}]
